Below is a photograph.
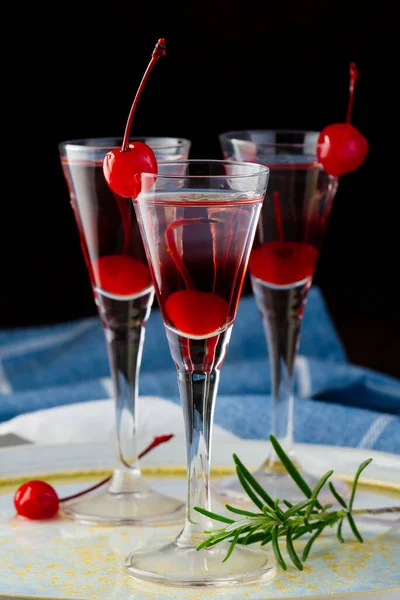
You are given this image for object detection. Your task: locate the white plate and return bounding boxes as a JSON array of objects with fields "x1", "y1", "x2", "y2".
[{"x1": 0, "y1": 439, "x2": 399, "y2": 600}]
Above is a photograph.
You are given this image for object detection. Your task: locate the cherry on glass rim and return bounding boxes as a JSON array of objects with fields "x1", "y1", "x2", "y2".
[
  {"x1": 317, "y1": 62, "x2": 369, "y2": 177},
  {"x1": 103, "y1": 141, "x2": 157, "y2": 199},
  {"x1": 102, "y1": 38, "x2": 167, "y2": 198},
  {"x1": 13, "y1": 434, "x2": 174, "y2": 520}
]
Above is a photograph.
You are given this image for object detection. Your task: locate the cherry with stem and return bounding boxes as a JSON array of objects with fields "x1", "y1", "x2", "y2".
[
  {"x1": 250, "y1": 186, "x2": 318, "y2": 286},
  {"x1": 103, "y1": 38, "x2": 166, "y2": 199},
  {"x1": 164, "y1": 217, "x2": 230, "y2": 337},
  {"x1": 317, "y1": 62, "x2": 369, "y2": 177},
  {"x1": 14, "y1": 434, "x2": 174, "y2": 520},
  {"x1": 96, "y1": 38, "x2": 167, "y2": 296}
]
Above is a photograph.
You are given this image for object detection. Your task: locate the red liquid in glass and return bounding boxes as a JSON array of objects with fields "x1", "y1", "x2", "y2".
[
  {"x1": 249, "y1": 241, "x2": 319, "y2": 286},
  {"x1": 138, "y1": 193, "x2": 263, "y2": 338},
  {"x1": 165, "y1": 290, "x2": 229, "y2": 337},
  {"x1": 93, "y1": 255, "x2": 150, "y2": 296},
  {"x1": 61, "y1": 158, "x2": 151, "y2": 298}
]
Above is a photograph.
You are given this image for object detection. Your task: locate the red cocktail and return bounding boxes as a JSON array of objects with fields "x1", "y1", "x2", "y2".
[
  {"x1": 218, "y1": 129, "x2": 346, "y2": 503},
  {"x1": 219, "y1": 59, "x2": 368, "y2": 504},
  {"x1": 59, "y1": 136, "x2": 191, "y2": 525},
  {"x1": 125, "y1": 160, "x2": 275, "y2": 587}
]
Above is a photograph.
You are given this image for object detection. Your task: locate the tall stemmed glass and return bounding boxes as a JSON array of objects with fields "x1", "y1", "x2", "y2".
[
  {"x1": 218, "y1": 130, "x2": 348, "y2": 503},
  {"x1": 58, "y1": 136, "x2": 190, "y2": 524},
  {"x1": 125, "y1": 160, "x2": 275, "y2": 586}
]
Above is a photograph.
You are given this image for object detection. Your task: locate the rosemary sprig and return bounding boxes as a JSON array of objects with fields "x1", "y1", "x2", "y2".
[{"x1": 194, "y1": 435, "x2": 400, "y2": 570}]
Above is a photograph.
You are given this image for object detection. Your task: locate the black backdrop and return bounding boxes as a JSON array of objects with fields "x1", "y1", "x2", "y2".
[{"x1": 3, "y1": 1, "x2": 399, "y2": 379}]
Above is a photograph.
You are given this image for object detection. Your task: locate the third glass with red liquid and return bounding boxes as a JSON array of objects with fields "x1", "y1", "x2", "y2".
[{"x1": 218, "y1": 129, "x2": 349, "y2": 503}]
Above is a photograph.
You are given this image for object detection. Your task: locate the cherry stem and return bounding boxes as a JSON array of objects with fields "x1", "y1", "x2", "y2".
[
  {"x1": 70, "y1": 202, "x2": 94, "y2": 277},
  {"x1": 113, "y1": 192, "x2": 132, "y2": 254},
  {"x1": 346, "y1": 62, "x2": 359, "y2": 124},
  {"x1": 121, "y1": 38, "x2": 166, "y2": 152},
  {"x1": 273, "y1": 191, "x2": 284, "y2": 243},
  {"x1": 60, "y1": 434, "x2": 174, "y2": 503},
  {"x1": 165, "y1": 217, "x2": 222, "y2": 291},
  {"x1": 165, "y1": 219, "x2": 198, "y2": 290},
  {"x1": 107, "y1": 40, "x2": 166, "y2": 260}
]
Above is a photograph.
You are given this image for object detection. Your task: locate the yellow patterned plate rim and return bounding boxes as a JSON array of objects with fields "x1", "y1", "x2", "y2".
[{"x1": 0, "y1": 440, "x2": 399, "y2": 600}]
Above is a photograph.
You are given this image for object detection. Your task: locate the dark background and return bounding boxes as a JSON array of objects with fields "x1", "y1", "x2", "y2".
[{"x1": 3, "y1": 1, "x2": 399, "y2": 379}]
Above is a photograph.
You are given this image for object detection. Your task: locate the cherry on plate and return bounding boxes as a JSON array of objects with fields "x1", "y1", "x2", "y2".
[{"x1": 14, "y1": 480, "x2": 60, "y2": 520}]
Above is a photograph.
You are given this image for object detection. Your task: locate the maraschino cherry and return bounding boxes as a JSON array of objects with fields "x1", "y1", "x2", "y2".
[
  {"x1": 164, "y1": 218, "x2": 230, "y2": 336},
  {"x1": 103, "y1": 38, "x2": 166, "y2": 198},
  {"x1": 13, "y1": 434, "x2": 173, "y2": 520},
  {"x1": 166, "y1": 290, "x2": 229, "y2": 336},
  {"x1": 14, "y1": 480, "x2": 59, "y2": 520},
  {"x1": 93, "y1": 255, "x2": 151, "y2": 296},
  {"x1": 248, "y1": 192, "x2": 318, "y2": 286},
  {"x1": 317, "y1": 62, "x2": 369, "y2": 177}
]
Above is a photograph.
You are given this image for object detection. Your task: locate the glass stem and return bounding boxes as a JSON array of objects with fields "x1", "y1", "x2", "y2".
[
  {"x1": 165, "y1": 325, "x2": 233, "y2": 547},
  {"x1": 96, "y1": 289, "x2": 154, "y2": 494},
  {"x1": 176, "y1": 369, "x2": 219, "y2": 545},
  {"x1": 266, "y1": 319, "x2": 295, "y2": 457},
  {"x1": 105, "y1": 326, "x2": 144, "y2": 472},
  {"x1": 252, "y1": 281, "x2": 310, "y2": 468}
]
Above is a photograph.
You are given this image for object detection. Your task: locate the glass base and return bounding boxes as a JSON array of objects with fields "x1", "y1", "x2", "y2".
[
  {"x1": 215, "y1": 466, "x2": 350, "y2": 507},
  {"x1": 125, "y1": 536, "x2": 276, "y2": 587},
  {"x1": 61, "y1": 472, "x2": 185, "y2": 526}
]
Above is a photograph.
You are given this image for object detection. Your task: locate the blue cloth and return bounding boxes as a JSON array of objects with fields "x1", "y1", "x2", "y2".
[{"x1": 0, "y1": 287, "x2": 399, "y2": 452}]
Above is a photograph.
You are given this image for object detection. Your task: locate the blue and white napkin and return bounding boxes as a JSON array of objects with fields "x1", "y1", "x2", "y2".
[{"x1": 0, "y1": 287, "x2": 399, "y2": 452}]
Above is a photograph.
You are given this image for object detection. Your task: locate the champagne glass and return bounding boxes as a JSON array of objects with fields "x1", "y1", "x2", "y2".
[
  {"x1": 125, "y1": 160, "x2": 276, "y2": 586},
  {"x1": 217, "y1": 129, "x2": 349, "y2": 503},
  {"x1": 58, "y1": 136, "x2": 191, "y2": 524}
]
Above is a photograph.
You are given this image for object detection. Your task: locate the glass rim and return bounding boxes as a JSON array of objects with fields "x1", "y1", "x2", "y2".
[
  {"x1": 141, "y1": 159, "x2": 270, "y2": 179},
  {"x1": 59, "y1": 136, "x2": 191, "y2": 152},
  {"x1": 219, "y1": 129, "x2": 321, "y2": 149}
]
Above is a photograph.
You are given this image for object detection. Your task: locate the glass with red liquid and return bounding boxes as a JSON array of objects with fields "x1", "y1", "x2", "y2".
[
  {"x1": 58, "y1": 136, "x2": 190, "y2": 525},
  {"x1": 218, "y1": 130, "x2": 348, "y2": 503},
  {"x1": 125, "y1": 160, "x2": 276, "y2": 586}
]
